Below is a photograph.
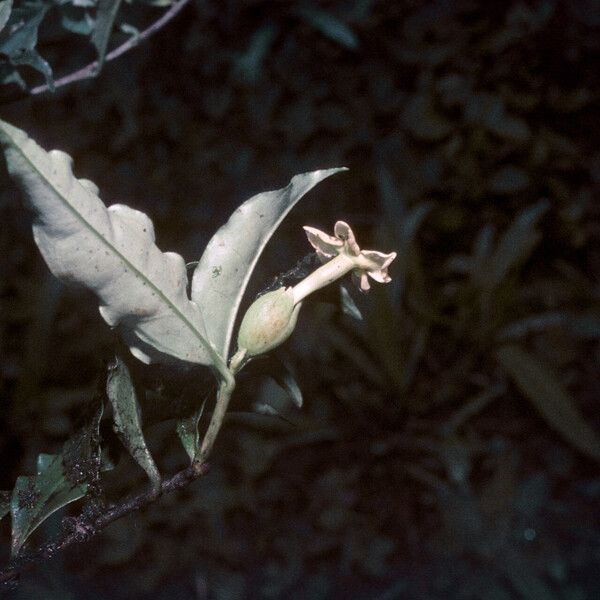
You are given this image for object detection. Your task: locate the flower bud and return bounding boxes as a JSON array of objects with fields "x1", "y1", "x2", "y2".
[{"x1": 237, "y1": 287, "x2": 301, "y2": 356}]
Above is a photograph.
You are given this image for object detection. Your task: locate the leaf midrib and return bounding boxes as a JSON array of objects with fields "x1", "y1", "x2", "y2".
[{"x1": 5, "y1": 126, "x2": 224, "y2": 371}]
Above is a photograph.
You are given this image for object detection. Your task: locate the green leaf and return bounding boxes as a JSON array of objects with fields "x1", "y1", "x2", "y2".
[
  {"x1": 0, "y1": 3, "x2": 54, "y2": 89},
  {"x1": 0, "y1": 62, "x2": 26, "y2": 88},
  {"x1": 60, "y1": 5, "x2": 95, "y2": 35},
  {"x1": 191, "y1": 168, "x2": 347, "y2": 360},
  {"x1": 0, "y1": 119, "x2": 220, "y2": 368},
  {"x1": 176, "y1": 400, "x2": 206, "y2": 463},
  {"x1": 10, "y1": 47, "x2": 54, "y2": 89},
  {"x1": 0, "y1": 490, "x2": 10, "y2": 521},
  {"x1": 0, "y1": 0, "x2": 12, "y2": 34},
  {"x1": 10, "y1": 454, "x2": 88, "y2": 556},
  {"x1": 91, "y1": 0, "x2": 122, "y2": 70},
  {"x1": 496, "y1": 345, "x2": 600, "y2": 461},
  {"x1": 119, "y1": 22, "x2": 139, "y2": 39},
  {"x1": 106, "y1": 356, "x2": 161, "y2": 492},
  {"x1": 0, "y1": 3, "x2": 46, "y2": 55},
  {"x1": 9, "y1": 389, "x2": 104, "y2": 556},
  {"x1": 297, "y1": 7, "x2": 359, "y2": 50}
]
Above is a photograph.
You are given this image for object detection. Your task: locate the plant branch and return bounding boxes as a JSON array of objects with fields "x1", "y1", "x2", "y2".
[
  {"x1": 1, "y1": 0, "x2": 191, "y2": 104},
  {"x1": 0, "y1": 460, "x2": 209, "y2": 588}
]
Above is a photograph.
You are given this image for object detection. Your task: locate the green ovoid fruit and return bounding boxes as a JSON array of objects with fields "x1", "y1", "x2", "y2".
[{"x1": 237, "y1": 287, "x2": 301, "y2": 356}]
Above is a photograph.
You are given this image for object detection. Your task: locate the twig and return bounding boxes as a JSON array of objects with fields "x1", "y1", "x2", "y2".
[
  {"x1": 0, "y1": 460, "x2": 209, "y2": 588},
  {"x1": 1, "y1": 0, "x2": 191, "y2": 104}
]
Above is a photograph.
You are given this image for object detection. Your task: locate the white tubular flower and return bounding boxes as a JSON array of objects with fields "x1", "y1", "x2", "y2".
[
  {"x1": 237, "y1": 221, "x2": 396, "y2": 357},
  {"x1": 293, "y1": 221, "x2": 397, "y2": 302}
]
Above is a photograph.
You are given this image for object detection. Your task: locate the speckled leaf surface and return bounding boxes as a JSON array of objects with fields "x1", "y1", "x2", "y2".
[
  {"x1": 0, "y1": 119, "x2": 217, "y2": 367},
  {"x1": 191, "y1": 168, "x2": 347, "y2": 359},
  {"x1": 10, "y1": 454, "x2": 87, "y2": 557},
  {"x1": 0, "y1": 491, "x2": 10, "y2": 522},
  {"x1": 106, "y1": 356, "x2": 161, "y2": 491}
]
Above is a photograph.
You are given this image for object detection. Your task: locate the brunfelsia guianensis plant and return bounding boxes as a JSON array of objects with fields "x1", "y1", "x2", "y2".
[{"x1": 0, "y1": 118, "x2": 396, "y2": 568}]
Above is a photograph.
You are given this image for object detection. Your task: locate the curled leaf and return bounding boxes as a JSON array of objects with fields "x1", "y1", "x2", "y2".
[{"x1": 106, "y1": 356, "x2": 161, "y2": 493}]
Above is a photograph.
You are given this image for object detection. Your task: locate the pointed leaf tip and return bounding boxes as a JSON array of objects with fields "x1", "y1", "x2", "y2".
[{"x1": 191, "y1": 167, "x2": 347, "y2": 359}]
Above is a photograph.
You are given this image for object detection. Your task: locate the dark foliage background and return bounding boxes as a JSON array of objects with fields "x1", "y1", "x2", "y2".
[{"x1": 1, "y1": 1, "x2": 600, "y2": 598}]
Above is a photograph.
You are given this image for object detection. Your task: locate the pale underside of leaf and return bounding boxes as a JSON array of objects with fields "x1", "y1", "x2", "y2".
[
  {"x1": 191, "y1": 167, "x2": 347, "y2": 360},
  {"x1": 0, "y1": 119, "x2": 218, "y2": 368}
]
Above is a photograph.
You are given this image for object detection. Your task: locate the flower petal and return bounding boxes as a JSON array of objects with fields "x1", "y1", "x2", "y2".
[
  {"x1": 367, "y1": 269, "x2": 391, "y2": 284},
  {"x1": 361, "y1": 250, "x2": 397, "y2": 271},
  {"x1": 334, "y1": 221, "x2": 360, "y2": 255},
  {"x1": 352, "y1": 270, "x2": 371, "y2": 292},
  {"x1": 303, "y1": 225, "x2": 343, "y2": 259}
]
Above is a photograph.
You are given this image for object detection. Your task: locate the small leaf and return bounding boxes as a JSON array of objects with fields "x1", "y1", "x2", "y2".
[
  {"x1": 0, "y1": 490, "x2": 10, "y2": 521},
  {"x1": 497, "y1": 345, "x2": 600, "y2": 461},
  {"x1": 0, "y1": 0, "x2": 12, "y2": 34},
  {"x1": 61, "y1": 5, "x2": 95, "y2": 35},
  {"x1": 340, "y1": 284, "x2": 362, "y2": 320},
  {"x1": 10, "y1": 454, "x2": 88, "y2": 556},
  {"x1": 191, "y1": 168, "x2": 347, "y2": 360},
  {"x1": 119, "y1": 22, "x2": 139, "y2": 39},
  {"x1": 10, "y1": 47, "x2": 54, "y2": 90},
  {"x1": 9, "y1": 389, "x2": 104, "y2": 556},
  {"x1": 0, "y1": 119, "x2": 219, "y2": 368},
  {"x1": 91, "y1": 0, "x2": 122, "y2": 70},
  {"x1": 0, "y1": 62, "x2": 26, "y2": 88},
  {"x1": 0, "y1": 3, "x2": 46, "y2": 55},
  {"x1": 0, "y1": 3, "x2": 54, "y2": 89},
  {"x1": 297, "y1": 7, "x2": 359, "y2": 50},
  {"x1": 106, "y1": 356, "x2": 161, "y2": 492},
  {"x1": 176, "y1": 400, "x2": 206, "y2": 463}
]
